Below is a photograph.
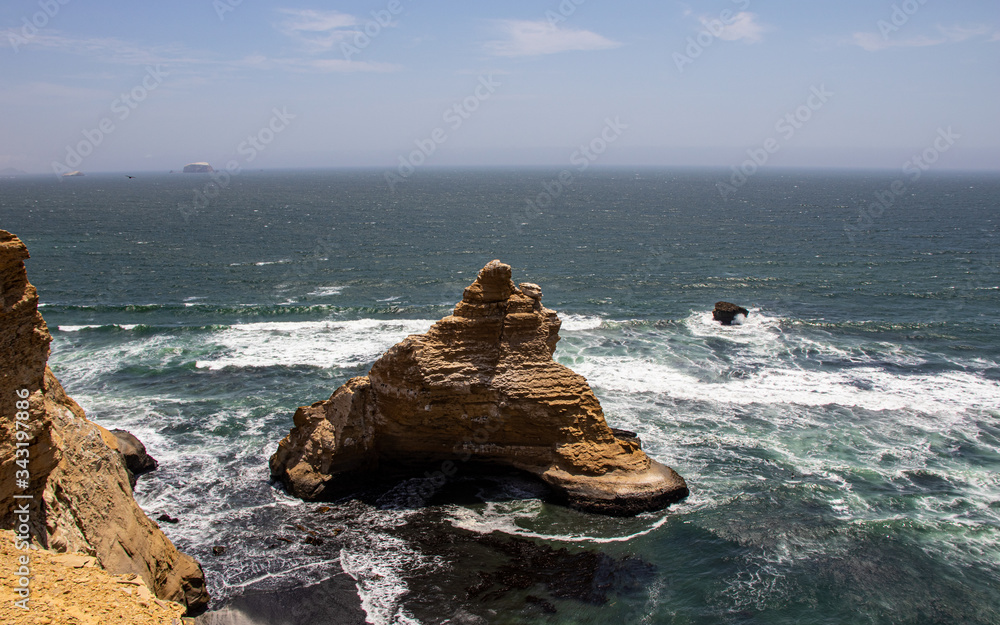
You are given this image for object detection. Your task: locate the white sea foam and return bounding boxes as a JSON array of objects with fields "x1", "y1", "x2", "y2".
[
  {"x1": 228, "y1": 259, "x2": 292, "y2": 267},
  {"x1": 444, "y1": 500, "x2": 672, "y2": 544},
  {"x1": 558, "y1": 310, "x2": 1000, "y2": 415},
  {"x1": 58, "y1": 323, "x2": 138, "y2": 332},
  {"x1": 306, "y1": 286, "x2": 345, "y2": 297},
  {"x1": 195, "y1": 319, "x2": 434, "y2": 370},
  {"x1": 559, "y1": 314, "x2": 605, "y2": 332},
  {"x1": 578, "y1": 357, "x2": 1000, "y2": 414},
  {"x1": 341, "y1": 539, "x2": 423, "y2": 625},
  {"x1": 338, "y1": 502, "x2": 431, "y2": 625},
  {"x1": 682, "y1": 308, "x2": 783, "y2": 346}
]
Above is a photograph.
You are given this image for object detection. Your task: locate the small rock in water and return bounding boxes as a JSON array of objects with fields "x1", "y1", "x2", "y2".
[
  {"x1": 156, "y1": 514, "x2": 179, "y2": 524},
  {"x1": 712, "y1": 301, "x2": 749, "y2": 325},
  {"x1": 212, "y1": 546, "x2": 226, "y2": 556},
  {"x1": 110, "y1": 429, "x2": 159, "y2": 488}
]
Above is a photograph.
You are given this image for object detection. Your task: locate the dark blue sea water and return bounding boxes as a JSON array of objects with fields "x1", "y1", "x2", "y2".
[{"x1": 1, "y1": 169, "x2": 998, "y2": 624}]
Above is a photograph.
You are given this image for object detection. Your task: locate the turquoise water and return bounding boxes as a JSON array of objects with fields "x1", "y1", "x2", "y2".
[{"x1": 1, "y1": 169, "x2": 998, "y2": 624}]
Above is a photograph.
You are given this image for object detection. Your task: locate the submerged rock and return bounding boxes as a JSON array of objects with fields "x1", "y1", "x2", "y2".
[
  {"x1": 712, "y1": 301, "x2": 749, "y2": 325},
  {"x1": 0, "y1": 229, "x2": 208, "y2": 614},
  {"x1": 271, "y1": 260, "x2": 688, "y2": 515}
]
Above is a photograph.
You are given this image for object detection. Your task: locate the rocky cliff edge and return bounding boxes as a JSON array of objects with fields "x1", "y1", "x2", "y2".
[{"x1": 0, "y1": 230, "x2": 208, "y2": 614}]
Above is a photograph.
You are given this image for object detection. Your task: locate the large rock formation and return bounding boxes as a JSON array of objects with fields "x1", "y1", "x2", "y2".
[
  {"x1": 182, "y1": 162, "x2": 214, "y2": 173},
  {"x1": 0, "y1": 230, "x2": 209, "y2": 613},
  {"x1": 271, "y1": 260, "x2": 687, "y2": 515}
]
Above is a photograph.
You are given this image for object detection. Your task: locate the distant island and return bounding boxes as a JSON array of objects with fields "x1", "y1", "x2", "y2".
[
  {"x1": 182, "y1": 162, "x2": 214, "y2": 173},
  {"x1": 0, "y1": 167, "x2": 28, "y2": 177},
  {"x1": 62, "y1": 170, "x2": 85, "y2": 177}
]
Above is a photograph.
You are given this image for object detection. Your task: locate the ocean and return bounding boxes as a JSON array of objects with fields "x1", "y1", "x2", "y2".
[{"x1": 1, "y1": 168, "x2": 998, "y2": 624}]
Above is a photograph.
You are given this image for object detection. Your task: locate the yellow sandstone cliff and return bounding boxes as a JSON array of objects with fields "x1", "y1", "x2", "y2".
[
  {"x1": 0, "y1": 230, "x2": 208, "y2": 614},
  {"x1": 271, "y1": 260, "x2": 688, "y2": 515}
]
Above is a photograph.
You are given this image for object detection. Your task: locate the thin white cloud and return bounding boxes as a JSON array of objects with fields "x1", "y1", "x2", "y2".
[
  {"x1": 851, "y1": 23, "x2": 999, "y2": 51},
  {"x1": 232, "y1": 54, "x2": 398, "y2": 73},
  {"x1": 0, "y1": 82, "x2": 111, "y2": 104},
  {"x1": 0, "y1": 27, "x2": 396, "y2": 74},
  {"x1": 699, "y1": 12, "x2": 766, "y2": 44},
  {"x1": 852, "y1": 32, "x2": 944, "y2": 51},
  {"x1": 276, "y1": 9, "x2": 359, "y2": 53},
  {"x1": 938, "y1": 24, "x2": 996, "y2": 42},
  {"x1": 292, "y1": 58, "x2": 399, "y2": 73},
  {"x1": 485, "y1": 20, "x2": 621, "y2": 57},
  {"x1": 0, "y1": 30, "x2": 197, "y2": 65}
]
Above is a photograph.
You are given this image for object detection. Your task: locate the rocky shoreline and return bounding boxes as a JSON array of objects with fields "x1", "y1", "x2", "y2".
[
  {"x1": 0, "y1": 230, "x2": 208, "y2": 616},
  {"x1": 2, "y1": 236, "x2": 690, "y2": 621}
]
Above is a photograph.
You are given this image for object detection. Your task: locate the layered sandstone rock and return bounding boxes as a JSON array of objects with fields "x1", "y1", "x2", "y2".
[
  {"x1": 0, "y1": 529, "x2": 187, "y2": 625},
  {"x1": 271, "y1": 260, "x2": 687, "y2": 515},
  {"x1": 0, "y1": 230, "x2": 208, "y2": 613}
]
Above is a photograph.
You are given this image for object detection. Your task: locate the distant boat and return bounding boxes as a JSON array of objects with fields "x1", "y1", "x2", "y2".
[{"x1": 182, "y1": 162, "x2": 214, "y2": 173}]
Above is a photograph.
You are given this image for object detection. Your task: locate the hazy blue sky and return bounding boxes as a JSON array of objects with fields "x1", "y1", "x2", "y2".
[{"x1": 1, "y1": 0, "x2": 998, "y2": 174}]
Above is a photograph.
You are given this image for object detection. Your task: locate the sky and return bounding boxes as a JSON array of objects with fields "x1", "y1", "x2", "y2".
[{"x1": 1, "y1": 0, "x2": 998, "y2": 174}]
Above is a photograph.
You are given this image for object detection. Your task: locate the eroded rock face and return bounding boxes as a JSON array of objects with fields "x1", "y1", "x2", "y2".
[
  {"x1": 111, "y1": 429, "x2": 160, "y2": 487},
  {"x1": 0, "y1": 230, "x2": 209, "y2": 614},
  {"x1": 271, "y1": 260, "x2": 688, "y2": 515}
]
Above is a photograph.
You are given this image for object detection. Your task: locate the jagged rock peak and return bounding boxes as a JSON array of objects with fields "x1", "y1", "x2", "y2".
[{"x1": 462, "y1": 259, "x2": 517, "y2": 304}]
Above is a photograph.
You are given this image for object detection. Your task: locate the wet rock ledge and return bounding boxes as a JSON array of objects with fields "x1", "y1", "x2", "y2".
[{"x1": 271, "y1": 260, "x2": 688, "y2": 515}]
